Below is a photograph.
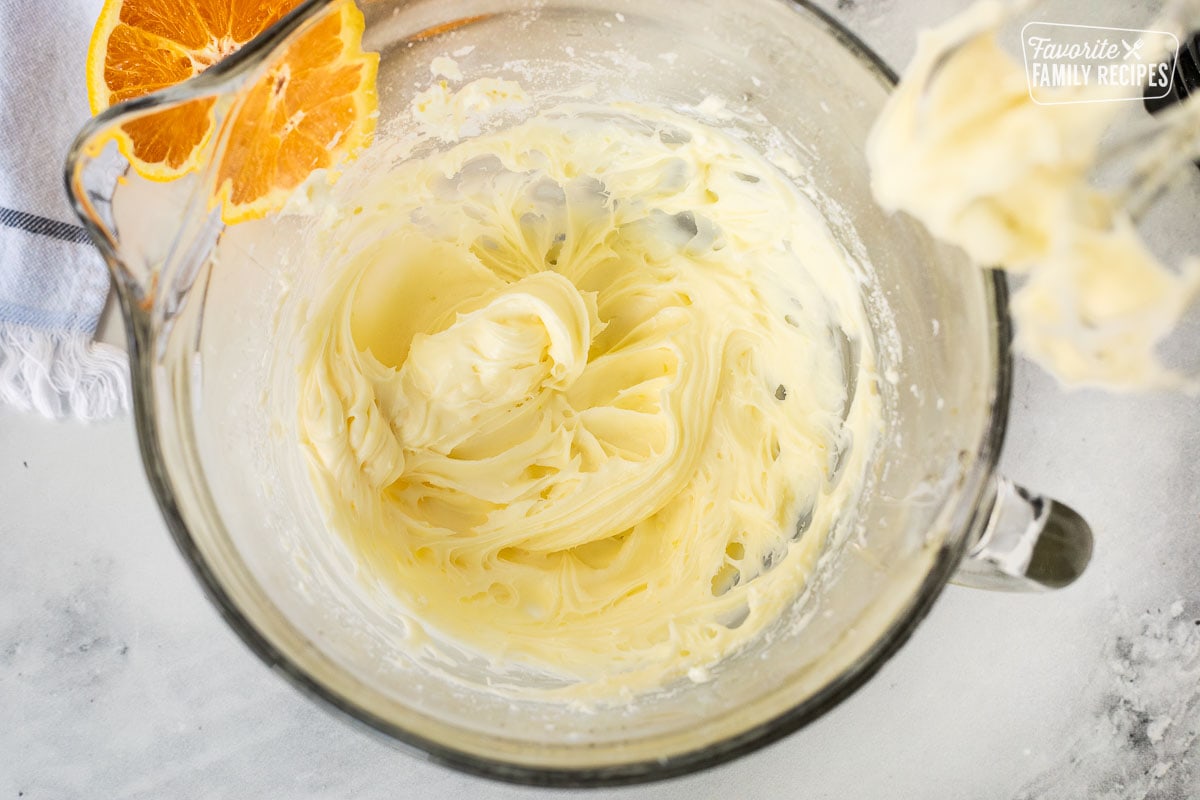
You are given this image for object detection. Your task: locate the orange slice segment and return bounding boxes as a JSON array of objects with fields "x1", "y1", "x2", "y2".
[
  {"x1": 212, "y1": 0, "x2": 378, "y2": 223},
  {"x1": 86, "y1": 0, "x2": 303, "y2": 178},
  {"x1": 86, "y1": 0, "x2": 378, "y2": 223}
]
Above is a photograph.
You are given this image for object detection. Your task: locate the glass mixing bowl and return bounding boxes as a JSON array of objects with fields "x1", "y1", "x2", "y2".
[{"x1": 66, "y1": 0, "x2": 1092, "y2": 784}]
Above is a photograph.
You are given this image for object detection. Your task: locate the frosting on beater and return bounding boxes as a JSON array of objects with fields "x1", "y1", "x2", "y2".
[{"x1": 868, "y1": 1, "x2": 1200, "y2": 389}]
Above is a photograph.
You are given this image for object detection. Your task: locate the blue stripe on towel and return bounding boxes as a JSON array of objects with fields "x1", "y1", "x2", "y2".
[{"x1": 0, "y1": 207, "x2": 91, "y2": 245}]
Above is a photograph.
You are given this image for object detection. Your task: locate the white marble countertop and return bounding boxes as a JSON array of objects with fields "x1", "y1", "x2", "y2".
[{"x1": 3, "y1": 1, "x2": 1199, "y2": 798}]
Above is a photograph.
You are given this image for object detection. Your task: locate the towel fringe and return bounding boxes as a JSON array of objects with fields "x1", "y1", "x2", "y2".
[{"x1": 0, "y1": 323, "x2": 130, "y2": 420}]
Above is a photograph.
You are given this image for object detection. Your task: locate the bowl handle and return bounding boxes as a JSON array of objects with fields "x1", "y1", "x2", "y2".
[{"x1": 952, "y1": 476, "x2": 1092, "y2": 591}]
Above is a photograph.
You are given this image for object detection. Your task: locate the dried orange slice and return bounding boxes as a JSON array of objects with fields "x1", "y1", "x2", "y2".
[{"x1": 86, "y1": 0, "x2": 378, "y2": 223}]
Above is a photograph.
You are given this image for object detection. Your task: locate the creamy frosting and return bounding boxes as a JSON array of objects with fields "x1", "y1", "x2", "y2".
[
  {"x1": 867, "y1": 1, "x2": 1200, "y2": 389},
  {"x1": 294, "y1": 83, "x2": 880, "y2": 693}
]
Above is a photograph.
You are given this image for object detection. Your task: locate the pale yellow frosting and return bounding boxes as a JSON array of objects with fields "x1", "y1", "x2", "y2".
[
  {"x1": 867, "y1": 1, "x2": 1200, "y2": 389},
  {"x1": 295, "y1": 86, "x2": 879, "y2": 693}
]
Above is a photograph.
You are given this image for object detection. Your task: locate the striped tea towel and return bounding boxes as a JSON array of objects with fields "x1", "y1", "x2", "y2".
[{"x1": 0, "y1": 0, "x2": 129, "y2": 420}]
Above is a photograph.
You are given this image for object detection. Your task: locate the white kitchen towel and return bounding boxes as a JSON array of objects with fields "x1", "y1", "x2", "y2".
[{"x1": 0, "y1": 0, "x2": 129, "y2": 420}]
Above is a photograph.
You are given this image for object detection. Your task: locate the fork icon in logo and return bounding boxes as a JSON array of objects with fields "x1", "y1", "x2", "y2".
[{"x1": 1122, "y1": 38, "x2": 1144, "y2": 60}]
